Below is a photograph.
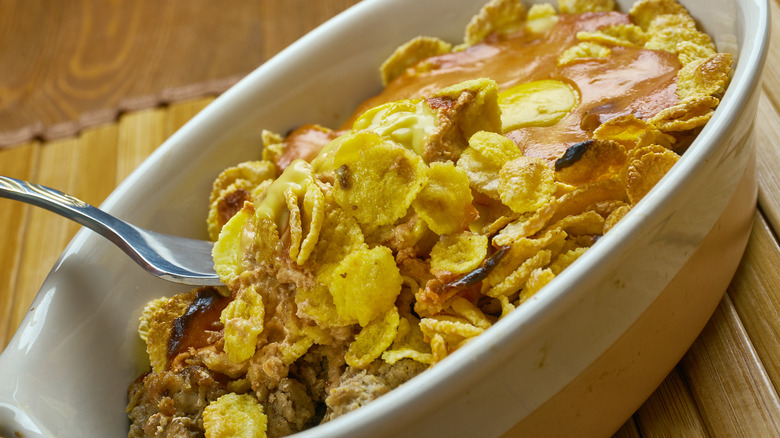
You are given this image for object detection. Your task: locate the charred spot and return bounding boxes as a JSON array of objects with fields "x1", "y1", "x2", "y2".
[
  {"x1": 443, "y1": 246, "x2": 509, "y2": 289},
  {"x1": 217, "y1": 189, "x2": 250, "y2": 226},
  {"x1": 167, "y1": 287, "x2": 231, "y2": 361},
  {"x1": 336, "y1": 164, "x2": 351, "y2": 190},
  {"x1": 555, "y1": 140, "x2": 593, "y2": 171}
]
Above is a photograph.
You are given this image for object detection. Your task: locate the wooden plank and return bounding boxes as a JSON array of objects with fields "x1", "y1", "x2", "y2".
[
  {"x1": 164, "y1": 97, "x2": 215, "y2": 137},
  {"x1": 681, "y1": 294, "x2": 780, "y2": 437},
  {"x1": 0, "y1": 142, "x2": 39, "y2": 350},
  {"x1": 753, "y1": 92, "x2": 780, "y2": 232},
  {"x1": 116, "y1": 107, "x2": 167, "y2": 183},
  {"x1": 727, "y1": 212, "x2": 780, "y2": 392},
  {"x1": 612, "y1": 418, "x2": 641, "y2": 438},
  {"x1": 633, "y1": 367, "x2": 709, "y2": 437},
  {"x1": 0, "y1": 0, "x2": 362, "y2": 147}
]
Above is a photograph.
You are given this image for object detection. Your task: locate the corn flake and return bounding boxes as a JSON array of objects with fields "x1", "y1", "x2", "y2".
[
  {"x1": 517, "y1": 267, "x2": 556, "y2": 304},
  {"x1": 554, "y1": 139, "x2": 627, "y2": 186},
  {"x1": 213, "y1": 207, "x2": 254, "y2": 284},
  {"x1": 577, "y1": 24, "x2": 646, "y2": 47},
  {"x1": 221, "y1": 284, "x2": 265, "y2": 364},
  {"x1": 413, "y1": 162, "x2": 477, "y2": 235},
  {"x1": 559, "y1": 0, "x2": 615, "y2": 14},
  {"x1": 327, "y1": 246, "x2": 403, "y2": 327},
  {"x1": 346, "y1": 307, "x2": 400, "y2": 369},
  {"x1": 626, "y1": 146, "x2": 680, "y2": 204},
  {"x1": 430, "y1": 232, "x2": 488, "y2": 274},
  {"x1": 629, "y1": 0, "x2": 690, "y2": 30},
  {"x1": 649, "y1": 95, "x2": 719, "y2": 131},
  {"x1": 592, "y1": 114, "x2": 675, "y2": 150},
  {"x1": 604, "y1": 204, "x2": 632, "y2": 233},
  {"x1": 333, "y1": 132, "x2": 428, "y2": 226},
  {"x1": 381, "y1": 36, "x2": 453, "y2": 86},
  {"x1": 382, "y1": 314, "x2": 433, "y2": 365},
  {"x1": 499, "y1": 156, "x2": 557, "y2": 214},
  {"x1": 463, "y1": 0, "x2": 527, "y2": 46},
  {"x1": 557, "y1": 42, "x2": 611, "y2": 66},
  {"x1": 450, "y1": 297, "x2": 493, "y2": 330},
  {"x1": 488, "y1": 249, "x2": 553, "y2": 298},
  {"x1": 549, "y1": 246, "x2": 588, "y2": 275},
  {"x1": 298, "y1": 180, "x2": 325, "y2": 265},
  {"x1": 203, "y1": 393, "x2": 267, "y2": 438},
  {"x1": 676, "y1": 53, "x2": 733, "y2": 101}
]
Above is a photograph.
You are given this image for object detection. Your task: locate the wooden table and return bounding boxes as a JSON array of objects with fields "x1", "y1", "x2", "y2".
[{"x1": 1, "y1": 1, "x2": 779, "y2": 436}]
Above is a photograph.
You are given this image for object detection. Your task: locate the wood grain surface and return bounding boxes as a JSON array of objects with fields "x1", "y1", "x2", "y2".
[
  {"x1": 1, "y1": 1, "x2": 779, "y2": 436},
  {"x1": 0, "y1": 0, "x2": 361, "y2": 147}
]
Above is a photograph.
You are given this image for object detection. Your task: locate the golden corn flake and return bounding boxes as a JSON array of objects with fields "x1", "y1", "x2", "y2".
[
  {"x1": 210, "y1": 161, "x2": 276, "y2": 206},
  {"x1": 221, "y1": 284, "x2": 265, "y2": 364},
  {"x1": 491, "y1": 202, "x2": 557, "y2": 246},
  {"x1": 311, "y1": 205, "x2": 366, "y2": 277},
  {"x1": 352, "y1": 99, "x2": 438, "y2": 156},
  {"x1": 450, "y1": 297, "x2": 493, "y2": 330},
  {"x1": 644, "y1": 26, "x2": 715, "y2": 54},
  {"x1": 381, "y1": 36, "x2": 453, "y2": 86},
  {"x1": 525, "y1": 4, "x2": 559, "y2": 34},
  {"x1": 203, "y1": 393, "x2": 267, "y2": 438},
  {"x1": 604, "y1": 204, "x2": 632, "y2": 233},
  {"x1": 545, "y1": 210, "x2": 605, "y2": 236},
  {"x1": 499, "y1": 156, "x2": 557, "y2": 214},
  {"x1": 261, "y1": 129, "x2": 284, "y2": 164},
  {"x1": 285, "y1": 188, "x2": 303, "y2": 262},
  {"x1": 592, "y1": 114, "x2": 675, "y2": 150},
  {"x1": 346, "y1": 307, "x2": 400, "y2": 369},
  {"x1": 429, "y1": 333, "x2": 448, "y2": 364},
  {"x1": 295, "y1": 283, "x2": 350, "y2": 328},
  {"x1": 298, "y1": 180, "x2": 325, "y2": 265},
  {"x1": 517, "y1": 267, "x2": 556, "y2": 304},
  {"x1": 430, "y1": 232, "x2": 488, "y2": 274},
  {"x1": 626, "y1": 146, "x2": 680, "y2": 204},
  {"x1": 432, "y1": 78, "x2": 502, "y2": 140},
  {"x1": 558, "y1": 42, "x2": 611, "y2": 66},
  {"x1": 676, "y1": 53, "x2": 733, "y2": 101},
  {"x1": 463, "y1": 0, "x2": 527, "y2": 46},
  {"x1": 327, "y1": 246, "x2": 403, "y2": 327},
  {"x1": 280, "y1": 335, "x2": 315, "y2": 366},
  {"x1": 577, "y1": 24, "x2": 646, "y2": 47},
  {"x1": 549, "y1": 246, "x2": 588, "y2": 275},
  {"x1": 487, "y1": 249, "x2": 553, "y2": 298},
  {"x1": 629, "y1": 0, "x2": 690, "y2": 30},
  {"x1": 382, "y1": 314, "x2": 433, "y2": 365},
  {"x1": 413, "y1": 162, "x2": 476, "y2": 235},
  {"x1": 649, "y1": 95, "x2": 719, "y2": 131},
  {"x1": 137, "y1": 296, "x2": 168, "y2": 343},
  {"x1": 333, "y1": 132, "x2": 428, "y2": 226},
  {"x1": 208, "y1": 160, "x2": 277, "y2": 241},
  {"x1": 677, "y1": 40, "x2": 718, "y2": 66},
  {"x1": 457, "y1": 132, "x2": 520, "y2": 200},
  {"x1": 554, "y1": 139, "x2": 627, "y2": 186},
  {"x1": 144, "y1": 292, "x2": 195, "y2": 373},
  {"x1": 647, "y1": 13, "x2": 696, "y2": 34},
  {"x1": 498, "y1": 80, "x2": 579, "y2": 132},
  {"x1": 213, "y1": 207, "x2": 254, "y2": 284},
  {"x1": 558, "y1": 0, "x2": 615, "y2": 14},
  {"x1": 548, "y1": 177, "x2": 627, "y2": 225},
  {"x1": 419, "y1": 317, "x2": 485, "y2": 346}
]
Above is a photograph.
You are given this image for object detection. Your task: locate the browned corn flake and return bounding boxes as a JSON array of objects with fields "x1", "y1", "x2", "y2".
[
  {"x1": 413, "y1": 161, "x2": 477, "y2": 235},
  {"x1": 208, "y1": 160, "x2": 277, "y2": 241},
  {"x1": 463, "y1": 0, "x2": 527, "y2": 46},
  {"x1": 380, "y1": 36, "x2": 453, "y2": 86},
  {"x1": 499, "y1": 156, "x2": 557, "y2": 214},
  {"x1": 558, "y1": 0, "x2": 615, "y2": 13},
  {"x1": 626, "y1": 146, "x2": 680, "y2": 204},
  {"x1": 431, "y1": 79, "x2": 502, "y2": 147},
  {"x1": 430, "y1": 232, "x2": 489, "y2": 274},
  {"x1": 604, "y1": 203, "x2": 632, "y2": 233},
  {"x1": 629, "y1": 0, "x2": 691, "y2": 30},
  {"x1": 592, "y1": 114, "x2": 675, "y2": 151},
  {"x1": 144, "y1": 292, "x2": 196, "y2": 373},
  {"x1": 346, "y1": 307, "x2": 401, "y2": 369},
  {"x1": 554, "y1": 139, "x2": 628, "y2": 186},
  {"x1": 676, "y1": 53, "x2": 733, "y2": 101},
  {"x1": 649, "y1": 95, "x2": 719, "y2": 131},
  {"x1": 577, "y1": 24, "x2": 647, "y2": 47}
]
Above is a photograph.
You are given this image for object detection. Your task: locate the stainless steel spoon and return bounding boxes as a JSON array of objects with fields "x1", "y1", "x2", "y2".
[{"x1": 0, "y1": 175, "x2": 222, "y2": 286}]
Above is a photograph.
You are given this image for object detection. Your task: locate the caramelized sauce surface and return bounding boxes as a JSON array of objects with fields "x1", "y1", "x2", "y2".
[
  {"x1": 167, "y1": 287, "x2": 230, "y2": 360},
  {"x1": 351, "y1": 12, "x2": 681, "y2": 161}
]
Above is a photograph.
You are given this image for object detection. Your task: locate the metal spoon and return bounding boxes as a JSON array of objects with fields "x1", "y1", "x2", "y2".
[{"x1": 0, "y1": 175, "x2": 222, "y2": 286}]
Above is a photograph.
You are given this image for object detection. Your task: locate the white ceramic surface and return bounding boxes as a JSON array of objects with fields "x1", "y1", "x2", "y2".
[{"x1": 0, "y1": 0, "x2": 769, "y2": 437}]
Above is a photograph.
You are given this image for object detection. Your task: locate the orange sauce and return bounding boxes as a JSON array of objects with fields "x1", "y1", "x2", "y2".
[{"x1": 351, "y1": 12, "x2": 681, "y2": 161}]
